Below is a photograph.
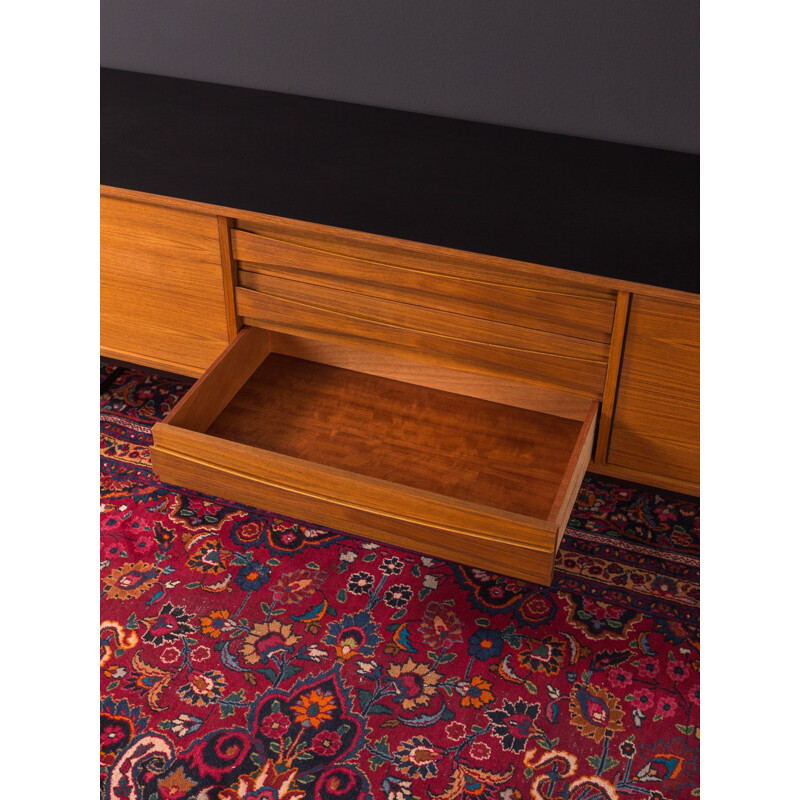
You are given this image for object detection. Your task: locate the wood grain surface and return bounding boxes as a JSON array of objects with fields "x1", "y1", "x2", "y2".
[
  {"x1": 606, "y1": 295, "x2": 699, "y2": 491},
  {"x1": 269, "y1": 333, "x2": 594, "y2": 420},
  {"x1": 153, "y1": 422, "x2": 559, "y2": 551},
  {"x1": 239, "y1": 270, "x2": 609, "y2": 359},
  {"x1": 232, "y1": 229, "x2": 616, "y2": 342},
  {"x1": 149, "y1": 329, "x2": 603, "y2": 585},
  {"x1": 587, "y1": 460, "x2": 699, "y2": 498},
  {"x1": 549, "y1": 403, "x2": 598, "y2": 535},
  {"x1": 218, "y1": 216, "x2": 241, "y2": 341},
  {"x1": 100, "y1": 193, "x2": 231, "y2": 374},
  {"x1": 236, "y1": 288, "x2": 609, "y2": 397},
  {"x1": 102, "y1": 185, "x2": 699, "y2": 499},
  {"x1": 594, "y1": 291, "x2": 632, "y2": 463},
  {"x1": 101, "y1": 185, "x2": 699, "y2": 303},
  {"x1": 204, "y1": 353, "x2": 584, "y2": 520},
  {"x1": 230, "y1": 222, "x2": 618, "y2": 398},
  {"x1": 150, "y1": 445, "x2": 558, "y2": 585},
  {"x1": 165, "y1": 327, "x2": 272, "y2": 433}
]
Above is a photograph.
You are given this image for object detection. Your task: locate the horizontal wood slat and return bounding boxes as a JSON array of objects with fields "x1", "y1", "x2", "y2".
[
  {"x1": 587, "y1": 460, "x2": 699, "y2": 497},
  {"x1": 232, "y1": 229, "x2": 616, "y2": 343},
  {"x1": 232, "y1": 215, "x2": 638, "y2": 299},
  {"x1": 236, "y1": 288, "x2": 609, "y2": 397},
  {"x1": 239, "y1": 269, "x2": 609, "y2": 362}
]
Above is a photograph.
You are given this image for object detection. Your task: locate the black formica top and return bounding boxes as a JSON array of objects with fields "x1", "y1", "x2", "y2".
[{"x1": 101, "y1": 68, "x2": 699, "y2": 294}]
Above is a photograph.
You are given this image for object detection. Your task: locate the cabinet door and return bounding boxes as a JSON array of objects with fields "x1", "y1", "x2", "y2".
[
  {"x1": 606, "y1": 295, "x2": 699, "y2": 492},
  {"x1": 101, "y1": 195, "x2": 231, "y2": 376}
]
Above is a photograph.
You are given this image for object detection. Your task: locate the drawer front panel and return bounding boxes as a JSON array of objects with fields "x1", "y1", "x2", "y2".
[
  {"x1": 606, "y1": 296, "x2": 699, "y2": 486},
  {"x1": 153, "y1": 422, "x2": 558, "y2": 553},
  {"x1": 151, "y1": 445, "x2": 557, "y2": 586},
  {"x1": 237, "y1": 287, "x2": 609, "y2": 396}
]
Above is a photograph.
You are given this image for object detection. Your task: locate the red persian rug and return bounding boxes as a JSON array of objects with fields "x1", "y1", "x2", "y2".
[{"x1": 100, "y1": 362, "x2": 699, "y2": 800}]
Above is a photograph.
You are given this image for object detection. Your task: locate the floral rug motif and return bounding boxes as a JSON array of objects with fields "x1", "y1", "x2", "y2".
[{"x1": 100, "y1": 361, "x2": 700, "y2": 799}]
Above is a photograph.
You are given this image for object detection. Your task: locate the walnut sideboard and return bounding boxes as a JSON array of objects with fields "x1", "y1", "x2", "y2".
[{"x1": 101, "y1": 70, "x2": 699, "y2": 585}]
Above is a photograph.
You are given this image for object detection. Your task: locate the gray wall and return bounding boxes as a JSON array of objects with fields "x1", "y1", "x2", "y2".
[{"x1": 100, "y1": 1, "x2": 698, "y2": 153}]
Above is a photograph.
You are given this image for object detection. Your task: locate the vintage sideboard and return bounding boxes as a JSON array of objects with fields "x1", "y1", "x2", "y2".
[{"x1": 101, "y1": 69, "x2": 699, "y2": 585}]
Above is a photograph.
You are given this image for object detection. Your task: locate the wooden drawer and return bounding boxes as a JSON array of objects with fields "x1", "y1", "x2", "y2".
[
  {"x1": 151, "y1": 327, "x2": 598, "y2": 585},
  {"x1": 231, "y1": 226, "x2": 616, "y2": 398}
]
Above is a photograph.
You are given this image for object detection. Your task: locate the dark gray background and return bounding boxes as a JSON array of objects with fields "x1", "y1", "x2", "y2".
[{"x1": 100, "y1": 1, "x2": 698, "y2": 153}]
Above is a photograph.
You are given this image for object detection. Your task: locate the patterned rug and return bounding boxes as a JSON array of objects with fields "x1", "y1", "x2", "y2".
[{"x1": 100, "y1": 361, "x2": 699, "y2": 800}]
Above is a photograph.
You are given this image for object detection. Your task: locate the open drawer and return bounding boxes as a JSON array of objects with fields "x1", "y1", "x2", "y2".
[{"x1": 151, "y1": 327, "x2": 597, "y2": 585}]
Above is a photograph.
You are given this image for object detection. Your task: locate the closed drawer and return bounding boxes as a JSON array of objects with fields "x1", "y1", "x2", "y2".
[
  {"x1": 231, "y1": 227, "x2": 616, "y2": 398},
  {"x1": 151, "y1": 327, "x2": 598, "y2": 585},
  {"x1": 100, "y1": 194, "x2": 231, "y2": 376},
  {"x1": 606, "y1": 295, "x2": 699, "y2": 489}
]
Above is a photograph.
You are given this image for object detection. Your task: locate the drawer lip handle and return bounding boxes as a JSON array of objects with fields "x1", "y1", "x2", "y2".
[
  {"x1": 235, "y1": 287, "x2": 609, "y2": 365},
  {"x1": 232, "y1": 228, "x2": 612, "y2": 301},
  {"x1": 151, "y1": 441, "x2": 558, "y2": 555}
]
